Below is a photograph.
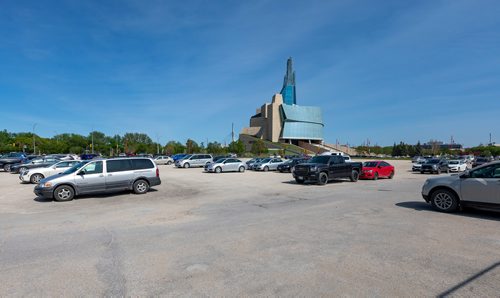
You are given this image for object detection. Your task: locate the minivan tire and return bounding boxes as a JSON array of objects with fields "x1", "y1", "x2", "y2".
[
  {"x1": 54, "y1": 185, "x2": 75, "y2": 202},
  {"x1": 133, "y1": 179, "x2": 149, "y2": 194},
  {"x1": 30, "y1": 173, "x2": 44, "y2": 184},
  {"x1": 183, "y1": 163, "x2": 190, "y2": 168}
]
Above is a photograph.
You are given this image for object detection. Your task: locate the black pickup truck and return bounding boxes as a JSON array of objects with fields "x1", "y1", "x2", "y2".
[{"x1": 292, "y1": 155, "x2": 363, "y2": 185}]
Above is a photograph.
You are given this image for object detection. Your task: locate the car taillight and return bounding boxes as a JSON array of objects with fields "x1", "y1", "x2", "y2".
[{"x1": 156, "y1": 168, "x2": 159, "y2": 177}]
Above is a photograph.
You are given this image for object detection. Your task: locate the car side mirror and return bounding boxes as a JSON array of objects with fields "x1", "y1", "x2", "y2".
[{"x1": 77, "y1": 171, "x2": 85, "y2": 176}]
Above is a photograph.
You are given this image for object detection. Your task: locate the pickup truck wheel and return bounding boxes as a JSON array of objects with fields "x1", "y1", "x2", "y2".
[
  {"x1": 431, "y1": 189, "x2": 458, "y2": 212},
  {"x1": 317, "y1": 172, "x2": 328, "y2": 185},
  {"x1": 133, "y1": 179, "x2": 150, "y2": 194},
  {"x1": 373, "y1": 172, "x2": 378, "y2": 180},
  {"x1": 54, "y1": 185, "x2": 75, "y2": 202},
  {"x1": 295, "y1": 178, "x2": 305, "y2": 184},
  {"x1": 350, "y1": 170, "x2": 359, "y2": 182},
  {"x1": 30, "y1": 173, "x2": 44, "y2": 184},
  {"x1": 4, "y1": 164, "x2": 11, "y2": 172}
]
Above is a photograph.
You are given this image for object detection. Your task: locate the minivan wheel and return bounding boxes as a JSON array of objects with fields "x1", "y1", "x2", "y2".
[
  {"x1": 350, "y1": 170, "x2": 359, "y2": 182},
  {"x1": 317, "y1": 172, "x2": 328, "y2": 185},
  {"x1": 183, "y1": 163, "x2": 190, "y2": 168},
  {"x1": 238, "y1": 166, "x2": 245, "y2": 173},
  {"x1": 431, "y1": 189, "x2": 459, "y2": 212},
  {"x1": 133, "y1": 179, "x2": 150, "y2": 194},
  {"x1": 215, "y1": 167, "x2": 222, "y2": 173},
  {"x1": 54, "y1": 185, "x2": 75, "y2": 202},
  {"x1": 30, "y1": 173, "x2": 44, "y2": 184}
]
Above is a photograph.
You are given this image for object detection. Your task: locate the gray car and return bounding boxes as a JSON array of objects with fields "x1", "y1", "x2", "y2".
[
  {"x1": 176, "y1": 154, "x2": 213, "y2": 168},
  {"x1": 421, "y1": 161, "x2": 500, "y2": 212},
  {"x1": 205, "y1": 158, "x2": 246, "y2": 173},
  {"x1": 254, "y1": 158, "x2": 284, "y2": 171},
  {"x1": 34, "y1": 158, "x2": 161, "y2": 202}
]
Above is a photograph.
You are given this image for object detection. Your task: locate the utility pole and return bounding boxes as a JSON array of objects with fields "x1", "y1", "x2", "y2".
[
  {"x1": 156, "y1": 133, "x2": 160, "y2": 155},
  {"x1": 91, "y1": 131, "x2": 94, "y2": 154},
  {"x1": 490, "y1": 133, "x2": 492, "y2": 145},
  {"x1": 231, "y1": 123, "x2": 235, "y2": 143},
  {"x1": 32, "y1": 123, "x2": 37, "y2": 154}
]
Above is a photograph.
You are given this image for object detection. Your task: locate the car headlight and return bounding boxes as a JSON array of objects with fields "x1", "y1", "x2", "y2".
[
  {"x1": 310, "y1": 166, "x2": 317, "y2": 171},
  {"x1": 41, "y1": 182, "x2": 53, "y2": 188}
]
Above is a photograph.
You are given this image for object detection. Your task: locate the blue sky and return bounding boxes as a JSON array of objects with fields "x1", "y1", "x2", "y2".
[{"x1": 0, "y1": 0, "x2": 499, "y2": 147}]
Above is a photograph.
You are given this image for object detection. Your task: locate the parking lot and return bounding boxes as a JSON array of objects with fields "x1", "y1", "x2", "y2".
[{"x1": 1, "y1": 159, "x2": 499, "y2": 296}]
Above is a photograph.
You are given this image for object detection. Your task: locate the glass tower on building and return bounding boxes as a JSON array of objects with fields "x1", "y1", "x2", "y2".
[{"x1": 280, "y1": 57, "x2": 297, "y2": 105}]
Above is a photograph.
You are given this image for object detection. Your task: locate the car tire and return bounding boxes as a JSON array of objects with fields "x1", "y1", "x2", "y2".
[
  {"x1": 4, "y1": 164, "x2": 11, "y2": 172},
  {"x1": 19, "y1": 167, "x2": 28, "y2": 173},
  {"x1": 350, "y1": 170, "x2": 359, "y2": 182},
  {"x1": 183, "y1": 163, "x2": 190, "y2": 168},
  {"x1": 317, "y1": 172, "x2": 328, "y2": 185},
  {"x1": 446, "y1": 168, "x2": 449, "y2": 174},
  {"x1": 133, "y1": 179, "x2": 150, "y2": 194},
  {"x1": 215, "y1": 167, "x2": 222, "y2": 173},
  {"x1": 263, "y1": 166, "x2": 269, "y2": 172},
  {"x1": 388, "y1": 171, "x2": 394, "y2": 179},
  {"x1": 373, "y1": 172, "x2": 378, "y2": 180},
  {"x1": 238, "y1": 166, "x2": 245, "y2": 173},
  {"x1": 431, "y1": 189, "x2": 459, "y2": 213},
  {"x1": 30, "y1": 173, "x2": 44, "y2": 184},
  {"x1": 437, "y1": 168, "x2": 441, "y2": 175},
  {"x1": 54, "y1": 185, "x2": 75, "y2": 202},
  {"x1": 167, "y1": 161, "x2": 172, "y2": 165},
  {"x1": 295, "y1": 178, "x2": 305, "y2": 184}
]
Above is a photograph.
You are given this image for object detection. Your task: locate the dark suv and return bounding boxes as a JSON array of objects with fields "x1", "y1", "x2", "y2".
[{"x1": 420, "y1": 159, "x2": 449, "y2": 174}]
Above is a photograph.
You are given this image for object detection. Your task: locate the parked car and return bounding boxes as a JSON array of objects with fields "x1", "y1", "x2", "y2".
[
  {"x1": 175, "y1": 154, "x2": 213, "y2": 168},
  {"x1": 20, "y1": 160, "x2": 84, "y2": 184},
  {"x1": 154, "y1": 155, "x2": 173, "y2": 165},
  {"x1": 34, "y1": 158, "x2": 161, "y2": 202},
  {"x1": 253, "y1": 158, "x2": 284, "y2": 171},
  {"x1": 293, "y1": 155, "x2": 363, "y2": 185},
  {"x1": 205, "y1": 158, "x2": 246, "y2": 173},
  {"x1": 0, "y1": 152, "x2": 27, "y2": 172},
  {"x1": 420, "y1": 159, "x2": 449, "y2": 174},
  {"x1": 472, "y1": 157, "x2": 491, "y2": 168},
  {"x1": 422, "y1": 161, "x2": 500, "y2": 212},
  {"x1": 10, "y1": 157, "x2": 61, "y2": 174},
  {"x1": 447, "y1": 160, "x2": 467, "y2": 172},
  {"x1": 412, "y1": 156, "x2": 427, "y2": 163},
  {"x1": 246, "y1": 158, "x2": 263, "y2": 169},
  {"x1": 277, "y1": 158, "x2": 308, "y2": 173},
  {"x1": 359, "y1": 161, "x2": 395, "y2": 180},
  {"x1": 412, "y1": 160, "x2": 426, "y2": 172}
]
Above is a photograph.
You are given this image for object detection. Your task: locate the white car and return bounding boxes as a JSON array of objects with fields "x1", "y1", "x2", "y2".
[
  {"x1": 20, "y1": 160, "x2": 84, "y2": 184},
  {"x1": 154, "y1": 155, "x2": 173, "y2": 165},
  {"x1": 448, "y1": 160, "x2": 467, "y2": 172}
]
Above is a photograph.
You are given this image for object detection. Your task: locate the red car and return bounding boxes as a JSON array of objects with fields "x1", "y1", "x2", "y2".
[{"x1": 360, "y1": 161, "x2": 395, "y2": 180}]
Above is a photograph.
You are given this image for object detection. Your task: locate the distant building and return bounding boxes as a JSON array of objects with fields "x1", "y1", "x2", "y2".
[
  {"x1": 422, "y1": 140, "x2": 463, "y2": 150},
  {"x1": 240, "y1": 58, "x2": 324, "y2": 145}
]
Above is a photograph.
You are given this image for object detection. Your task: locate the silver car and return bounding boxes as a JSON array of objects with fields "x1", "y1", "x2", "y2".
[
  {"x1": 254, "y1": 158, "x2": 284, "y2": 171},
  {"x1": 205, "y1": 158, "x2": 246, "y2": 173},
  {"x1": 176, "y1": 154, "x2": 213, "y2": 168},
  {"x1": 421, "y1": 161, "x2": 500, "y2": 212},
  {"x1": 154, "y1": 155, "x2": 173, "y2": 165}
]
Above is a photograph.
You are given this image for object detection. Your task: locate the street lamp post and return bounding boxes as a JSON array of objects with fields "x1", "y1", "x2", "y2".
[{"x1": 32, "y1": 123, "x2": 37, "y2": 154}]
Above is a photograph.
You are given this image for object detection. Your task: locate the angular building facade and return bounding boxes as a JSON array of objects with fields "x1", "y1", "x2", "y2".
[{"x1": 241, "y1": 58, "x2": 324, "y2": 145}]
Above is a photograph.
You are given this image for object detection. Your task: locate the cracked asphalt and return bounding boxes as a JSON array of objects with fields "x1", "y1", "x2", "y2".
[{"x1": 1, "y1": 160, "x2": 499, "y2": 296}]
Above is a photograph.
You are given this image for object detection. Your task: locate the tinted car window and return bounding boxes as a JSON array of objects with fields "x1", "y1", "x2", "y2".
[
  {"x1": 130, "y1": 159, "x2": 154, "y2": 170},
  {"x1": 81, "y1": 161, "x2": 103, "y2": 174},
  {"x1": 107, "y1": 160, "x2": 132, "y2": 173},
  {"x1": 471, "y1": 164, "x2": 500, "y2": 178}
]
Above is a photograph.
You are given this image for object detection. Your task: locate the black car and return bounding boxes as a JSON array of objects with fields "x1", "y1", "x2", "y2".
[
  {"x1": 10, "y1": 157, "x2": 61, "y2": 174},
  {"x1": 277, "y1": 158, "x2": 309, "y2": 173},
  {"x1": 472, "y1": 157, "x2": 491, "y2": 168},
  {"x1": 0, "y1": 152, "x2": 27, "y2": 172},
  {"x1": 420, "y1": 159, "x2": 449, "y2": 174}
]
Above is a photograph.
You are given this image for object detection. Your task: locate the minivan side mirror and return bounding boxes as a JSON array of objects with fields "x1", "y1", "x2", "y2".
[{"x1": 77, "y1": 170, "x2": 85, "y2": 176}]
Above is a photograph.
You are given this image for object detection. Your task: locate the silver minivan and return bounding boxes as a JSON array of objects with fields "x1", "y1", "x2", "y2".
[
  {"x1": 176, "y1": 154, "x2": 213, "y2": 168},
  {"x1": 34, "y1": 158, "x2": 161, "y2": 201}
]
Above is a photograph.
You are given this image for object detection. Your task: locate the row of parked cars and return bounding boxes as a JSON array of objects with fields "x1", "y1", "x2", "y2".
[{"x1": 412, "y1": 156, "x2": 495, "y2": 174}]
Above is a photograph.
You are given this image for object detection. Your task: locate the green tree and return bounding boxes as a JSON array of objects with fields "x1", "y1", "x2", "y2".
[
  {"x1": 185, "y1": 139, "x2": 200, "y2": 154},
  {"x1": 251, "y1": 139, "x2": 268, "y2": 155},
  {"x1": 228, "y1": 140, "x2": 245, "y2": 155}
]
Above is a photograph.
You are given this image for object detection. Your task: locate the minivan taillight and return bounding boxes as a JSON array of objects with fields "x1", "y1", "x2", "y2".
[{"x1": 156, "y1": 168, "x2": 159, "y2": 177}]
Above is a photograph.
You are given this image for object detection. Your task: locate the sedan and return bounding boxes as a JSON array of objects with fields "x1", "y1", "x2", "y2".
[
  {"x1": 360, "y1": 161, "x2": 395, "y2": 180},
  {"x1": 254, "y1": 158, "x2": 284, "y2": 171},
  {"x1": 10, "y1": 157, "x2": 60, "y2": 174},
  {"x1": 154, "y1": 155, "x2": 173, "y2": 165},
  {"x1": 205, "y1": 158, "x2": 246, "y2": 173},
  {"x1": 447, "y1": 160, "x2": 467, "y2": 172},
  {"x1": 20, "y1": 160, "x2": 85, "y2": 184},
  {"x1": 277, "y1": 158, "x2": 308, "y2": 173}
]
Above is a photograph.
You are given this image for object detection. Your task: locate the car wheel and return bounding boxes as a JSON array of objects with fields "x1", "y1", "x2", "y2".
[
  {"x1": 183, "y1": 163, "x2": 190, "y2": 168},
  {"x1": 133, "y1": 179, "x2": 150, "y2": 194},
  {"x1": 263, "y1": 166, "x2": 269, "y2": 172},
  {"x1": 4, "y1": 164, "x2": 11, "y2": 172},
  {"x1": 54, "y1": 185, "x2": 75, "y2": 202},
  {"x1": 167, "y1": 161, "x2": 172, "y2": 165},
  {"x1": 30, "y1": 173, "x2": 44, "y2": 184},
  {"x1": 295, "y1": 178, "x2": 305, "y2": 184},
  {"x1": 373, "y1": 172, "x2": 378, "y2": 180},
  {"x1": 446, "y1": 168, "x2": 449, "y2": 174},
  {"x1": 238, "y1": 166, "x2": 245, "y2": 173},
  {"x1": 215, "y1": 167, "x2": 222, "y2": 173},
  {"x1": 20, "y1": 167, "x2": 28, "y2": 173},
  {"x1": 350, "y1": 170, "x2": 359, "y2": 182},
  {"x1": 437, "y1": 168, "x2": 441, "y2": 175},
  {"x1": 388, "y1": 171, "x2": 394, "y2": 179},
  {"x1": 317, "y1": 172, "x2": 328, "y2": 185},
  {"x1": 431, "y1": 189, "x2": 459, "y2": 212}
]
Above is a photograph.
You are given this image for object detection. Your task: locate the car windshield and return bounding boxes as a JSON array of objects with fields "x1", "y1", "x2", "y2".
[
  {"x1": 363, "y1": 162, "x2": 379, "y2": 167},
  {"x1": 62, "y1": 161, "x2": 88, "y2": 174},
  {"x1": 428, "y1": 159, "x2": 440, "y2": 164},
  {"x1": 261, "y1": 158, "x2": 271, "y2": 163},
  {"x1": 308, "y1": 156, "x2": 331, "y2": 164}
]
